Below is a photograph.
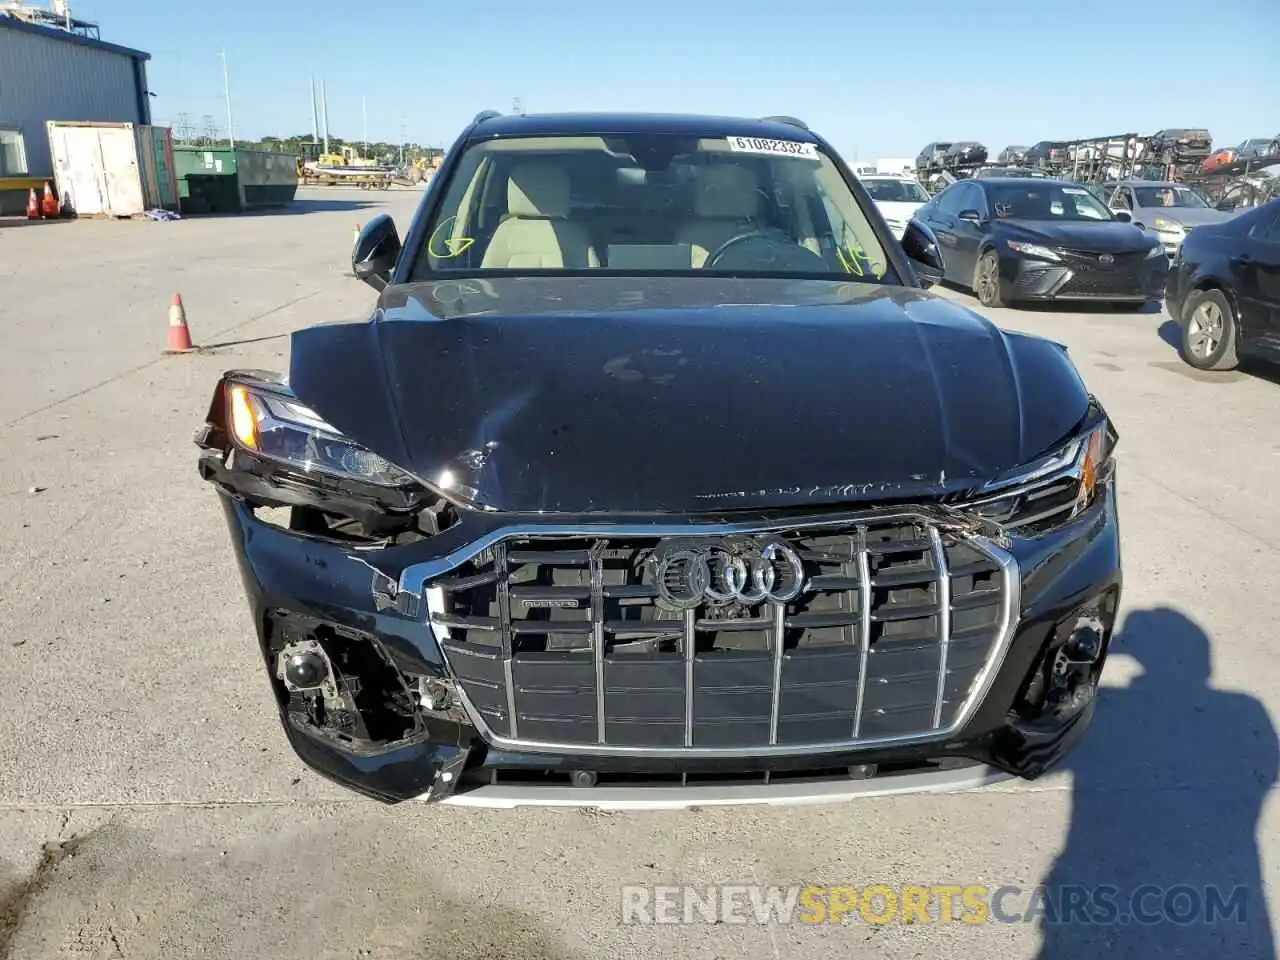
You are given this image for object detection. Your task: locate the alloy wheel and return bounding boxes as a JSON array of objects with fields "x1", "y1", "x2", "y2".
[
  {"x1": 1187, "y1": 300, "x2": 1224, "y2": 359},
  {"x1": 977, "y1": 256, "x2": 999, "y2": 305}
]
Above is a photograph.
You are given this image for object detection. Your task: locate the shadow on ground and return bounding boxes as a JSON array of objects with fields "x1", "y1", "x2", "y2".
[
  {"x1": 1036, "y1": 606, "x2": 1277, "y2": 959},
  {"x1": 0, "y1": 218, "x2": 75, "y2": 230},
  {"x1": 939, "y1": 281, "x2": 1165, "y2": 315},
  {"x1": 1156, "y1": 319, "x2": 1280, "y2": 384},
  {"x1": 1010, "y1": 299, "x2": 1163, "y2": 316},
  {"x1": 195, "y1": 197, "x2": 384, "y2": 218},
  {"x1": 0, "y1": 818, "x2": 572, "y2": 960}
]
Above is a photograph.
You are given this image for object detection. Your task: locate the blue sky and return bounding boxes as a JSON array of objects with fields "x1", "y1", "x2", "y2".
[{"x1": 82, "y1": 0, "x2": 1279, "y2": 159}]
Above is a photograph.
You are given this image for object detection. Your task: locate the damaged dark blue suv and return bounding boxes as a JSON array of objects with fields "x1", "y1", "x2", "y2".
[{"x1": 196, "y1": 111, "x2": 1121, "y2": 807}]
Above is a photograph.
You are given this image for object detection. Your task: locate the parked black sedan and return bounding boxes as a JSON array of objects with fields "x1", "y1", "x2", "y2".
[
  {"x1": 914, "y1": 177, "x2": 1169, "y2": 308},
  {"x1": 1165, "y1": 199, "x2": 1280, "y2": 371}
]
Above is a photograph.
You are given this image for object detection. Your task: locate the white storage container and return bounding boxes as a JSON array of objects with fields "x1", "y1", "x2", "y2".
[{"x1": 46, "y1": 121, "x2": 178, "y2": 217}]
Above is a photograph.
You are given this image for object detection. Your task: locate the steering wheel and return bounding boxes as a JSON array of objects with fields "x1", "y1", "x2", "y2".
[{"x1": 703, "y1": 228, "x2": 827, "y2": 271}]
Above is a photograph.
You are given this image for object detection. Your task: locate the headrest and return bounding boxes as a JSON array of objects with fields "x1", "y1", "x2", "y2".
[
  {"x1": 693, "y1": 165, "x2": 760, "y2": 219},
  {"x1": 507, "y1": 163, "x2": 571, "y2": 218}
]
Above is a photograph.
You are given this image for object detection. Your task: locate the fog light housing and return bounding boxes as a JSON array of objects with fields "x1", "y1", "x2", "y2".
[
  {"x1": 1016, "y1": 604, "x2": 1115, "y2": 722},
  {"x1": 1062, "y1": 618, "x2": 1104, "y2": 665},
  {"x1": 277, "y1": 641, "x2": 332, "y2": 692},
  {"x1": 284, "y1": 652, "x2": 329, "y2": 689}
]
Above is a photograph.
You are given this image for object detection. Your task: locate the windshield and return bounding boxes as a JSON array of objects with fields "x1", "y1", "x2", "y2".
[
  {"x1": 413, "y1": 133, "x2": 893, "y2": 282},
  {"x1": 1133, "y1": 185, "x2": 1209, "y2": 209},
  {"x1": 986, "y1": 182, "x2": 1114, "y2": 221},
  {"x1": 862, "y1": 178, "x2": 929, "y2": 203}
]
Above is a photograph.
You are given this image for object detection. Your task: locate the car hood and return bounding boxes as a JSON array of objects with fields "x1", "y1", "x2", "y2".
[
  {"x1": 995, "y1": 218, "x2": 1155, "y2": 253},
  {"x1": 1138, "y1": 206, "x2": 1232, "y2": 228},
  {"x1": 288, "y1": 277, "x2": 1090, "y2": 515}
]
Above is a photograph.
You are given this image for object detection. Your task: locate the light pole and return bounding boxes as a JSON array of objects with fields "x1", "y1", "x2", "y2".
[{"x1": 219, "y1": 49, "x2": 235, "y2": 149}]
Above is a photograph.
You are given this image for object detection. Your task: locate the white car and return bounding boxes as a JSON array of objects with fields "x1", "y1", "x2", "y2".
[{"x1": 859, "y1": 175, "x2": 931, "y2": 240}]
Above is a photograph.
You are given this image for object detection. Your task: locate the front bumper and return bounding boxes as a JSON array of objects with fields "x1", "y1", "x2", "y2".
[
  {"x1": 1156, "y1": 232, "x2": 1185, "y2": 257},
  {"x1": 1002, "y1": 250, "x2": 1168, "y2": 302},
  {"x1": 218, "y1": 477, "x2": 1122, "y2": 807}
]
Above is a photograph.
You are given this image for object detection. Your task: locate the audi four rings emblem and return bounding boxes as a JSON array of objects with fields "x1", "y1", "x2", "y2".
[{"x1": 654, "y1": 538, "x2": 807, "y2": 610}]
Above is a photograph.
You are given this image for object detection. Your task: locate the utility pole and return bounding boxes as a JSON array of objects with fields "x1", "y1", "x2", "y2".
[
  {"x1": 310, "y1": 76, "x2": 319, "y2": 144},
  {"x1": 320, "y1": 79, "x2": 330, "y2": 155},
  {"x1": 219, "y1": 49, "x2": 235, "y2": 149},
  {"x1": 362, "y1": 95, "x2": 368, "y2": 156}
]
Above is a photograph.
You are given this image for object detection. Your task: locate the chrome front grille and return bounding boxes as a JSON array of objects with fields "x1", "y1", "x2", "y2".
[{"x1": 427, "y1": 517, "x2": 1015, "y2": 756}]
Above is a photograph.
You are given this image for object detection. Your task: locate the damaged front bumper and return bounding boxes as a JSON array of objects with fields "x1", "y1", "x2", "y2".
[
  {"x1": 212, "y1": 481, "x2": 1121, "y2": 807},
  {"x1": 199, "y1": 369, "x2": 1121, "y2": 807}
]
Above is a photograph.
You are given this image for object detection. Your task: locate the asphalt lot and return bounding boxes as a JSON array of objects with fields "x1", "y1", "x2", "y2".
[{"x1": 1, "y1": 187, "x2": 1277, "y2": 959}]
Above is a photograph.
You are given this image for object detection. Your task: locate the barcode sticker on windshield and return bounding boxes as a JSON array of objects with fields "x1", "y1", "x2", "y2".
[{"x1": 727, "y1": 136, "x2": 819, "y2": 160}]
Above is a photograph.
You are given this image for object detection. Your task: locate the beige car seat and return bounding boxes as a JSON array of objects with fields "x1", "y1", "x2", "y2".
[
  {"x1": 676, "y1": 165, "x2": 762, "y2": 267},
  {"x1": 480, "y1": 162, "x2": 599, "y2": 269}
]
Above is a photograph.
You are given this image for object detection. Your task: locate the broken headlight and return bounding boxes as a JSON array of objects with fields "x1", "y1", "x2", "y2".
[
  {"x1": 226, "y1": 380, "x2": 414, "y2": 487},
  {"x1": 963, "y1": 415, "x2": 1116, "y2": 533}
]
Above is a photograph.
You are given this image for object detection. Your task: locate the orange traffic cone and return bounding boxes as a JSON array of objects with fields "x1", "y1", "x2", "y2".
[
  {"x1": 26, "y1": 188, "x2": 40, "y2": 219},
  {"x1": 40, "y1": 181, "x2": 59, "y2": 219},
  {"x1": 165, "y1": 293, "x2": 195, "y2": 354}
]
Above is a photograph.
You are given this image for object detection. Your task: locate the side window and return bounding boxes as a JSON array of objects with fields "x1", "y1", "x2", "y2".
[
  {"x1": 934, "y1": 185, "x2": 962, "y2": 216},
  {"x1": 958, "y1": 183, "x2": 983, "y2": 214},
  {"x1": 1113, "y1": 188, "x2": 1134, "y2": 210},
  {"x1": 0, "y1": 127, "x2": 27, "y2": 176},
  {"x1": 1250, "y1": 212, "x2": 1280, "y2": 243}
]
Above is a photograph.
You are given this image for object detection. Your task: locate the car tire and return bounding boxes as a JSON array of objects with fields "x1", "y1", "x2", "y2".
[
  {"x1": 974, "y1": 250, "x2": 1006, "y2": 308},
  {"x1": 1179, "y1": 288, "x2": 1239, "y2": 371}
]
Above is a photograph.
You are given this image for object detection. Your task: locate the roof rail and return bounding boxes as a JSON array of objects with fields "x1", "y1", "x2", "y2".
[
  {"x1": 472, "y1": 110, "x2": 503, "y2": 124},
  {"x1": 762, "y1": 115, "x2": 809, "y2": 131}
]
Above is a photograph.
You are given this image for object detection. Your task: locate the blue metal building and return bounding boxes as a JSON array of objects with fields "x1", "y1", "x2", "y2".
[{"x1": 0, "y1": 11, "x2": 151, "y2": 209}]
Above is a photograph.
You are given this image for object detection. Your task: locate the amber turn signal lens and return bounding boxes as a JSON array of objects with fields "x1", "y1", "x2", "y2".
[
  {"x1": 1076, "y1": 427, "x2": 1103, "y2": 511},
  {"x1": 228, "y1": 384, "x2": 259, "y2": 450}
]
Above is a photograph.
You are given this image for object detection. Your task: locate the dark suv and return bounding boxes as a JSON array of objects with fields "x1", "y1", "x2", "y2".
[
  {"x1": 916, "y1": 141, "x2": 954, "y2": 173},
  {"x1": 196, "y1": 112, "x2": 1122, "y2": 807},
  {"x1": 1027, "y1": 141, "x2": 1070, "y2": 171}
]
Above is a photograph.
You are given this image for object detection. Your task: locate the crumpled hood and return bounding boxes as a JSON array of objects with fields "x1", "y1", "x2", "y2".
[{"x1": 288, "y1": 278, "x2": 1090, "y2": 514}]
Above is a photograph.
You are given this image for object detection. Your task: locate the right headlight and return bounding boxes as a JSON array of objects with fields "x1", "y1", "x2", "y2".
[
  {"x1": 963, "y1": 416, "x2": 1117, "y2": 533},
  {"x1": 225, "y1": 379, "x2": 414, "y2": 488},
  {"x1": 1005, "y1": 240, "x2": 1063, "y2": 262}
]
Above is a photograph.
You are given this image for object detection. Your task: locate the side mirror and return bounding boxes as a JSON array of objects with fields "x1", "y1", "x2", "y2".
[
  {"x1": 1113, "y1": 210, "x2": 1132, "y2": 223},
  {"x1": 352, "y1": 214, "x2": 401, "y2": 291},
  {"x1": 901, "y1": 219, "x2": 946, "y2": 288},
  {"x1": 957, "y1": 209, "x2": 983, "y2": 224}
]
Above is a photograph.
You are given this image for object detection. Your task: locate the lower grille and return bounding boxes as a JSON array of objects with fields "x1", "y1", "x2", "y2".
[
  {"x1": 1057, "y1": 251, "x2": 1148, "y2": 297},
  {"x1": 427, "y1": 517, "x2": 1015, "y2": 756}
]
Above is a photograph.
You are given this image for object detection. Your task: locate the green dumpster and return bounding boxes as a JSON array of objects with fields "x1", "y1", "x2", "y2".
[{"x1": 173, "y1": 147, "x2": 298, "y2": 214}]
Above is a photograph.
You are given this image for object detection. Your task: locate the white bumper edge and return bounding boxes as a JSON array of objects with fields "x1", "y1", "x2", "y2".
[{"x1": 430, "y1": 765, "x2": 1014, "y2": 811}]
